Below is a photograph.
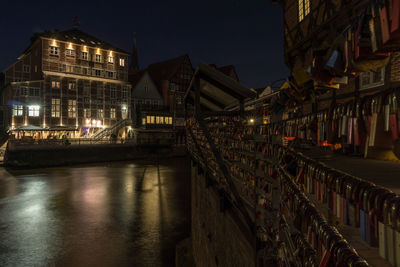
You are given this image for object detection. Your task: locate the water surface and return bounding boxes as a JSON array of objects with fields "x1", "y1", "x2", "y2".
[{"x1": 0, "y1": 157, "x2": 191, "y2": 267}]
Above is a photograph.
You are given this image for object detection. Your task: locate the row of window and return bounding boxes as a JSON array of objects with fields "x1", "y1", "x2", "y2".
[
  {"x1": 60, "y1": 64, "x2": 117, "y2": 79},
  {"x1": 142, "y1": 116, "x2": 173, "y2": 125},
  {"x1": 49, "y1": 46, "x2": 126, "y2": 66},
  {"x1": 16, "y1": 87, "x2": 40, "y2": 97},
  {"x1": 50, "y1": 82, "x2": 128, "y2": 98},
  {"x1": 12, "y1": 103, "x2": 128, "y2": 119}
]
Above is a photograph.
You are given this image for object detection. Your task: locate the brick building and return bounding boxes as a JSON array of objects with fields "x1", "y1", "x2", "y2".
[{"x1": 1, "y1": 28, "x2": 131, "y2": 139}]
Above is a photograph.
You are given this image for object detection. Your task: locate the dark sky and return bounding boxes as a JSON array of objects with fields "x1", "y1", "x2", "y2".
[{"x1": 0, "y1": 0, "x2": 288, "y2": 89}]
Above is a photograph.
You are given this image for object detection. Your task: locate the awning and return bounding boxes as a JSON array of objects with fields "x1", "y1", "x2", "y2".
[
  {"x1": 185, "y1": 62, "x2": 256, "y2": 111},
  {"x1": 12, "y1": 125, "x2": 46, "y2": 131}
]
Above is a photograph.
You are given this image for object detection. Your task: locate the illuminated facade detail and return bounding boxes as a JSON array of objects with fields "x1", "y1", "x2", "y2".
[
  {"x1": 2, "y1": 28, "x2": 132, "y2": 138},
  {"x1": 298, "y1": 0, "x2": 310, "y2": 22}
]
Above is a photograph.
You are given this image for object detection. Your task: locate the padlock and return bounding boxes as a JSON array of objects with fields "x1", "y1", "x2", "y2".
[
  {"x1": 359, "y1": 184, "x2": 376, "y2": 241},
  {"x1": 381, "y1": 195, "x2": 400, "y2": 263},
  {"x1": 391, "y1": 198, "x2": 400, "y2": 267}
]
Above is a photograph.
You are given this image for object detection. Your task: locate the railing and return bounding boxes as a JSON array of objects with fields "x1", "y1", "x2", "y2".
[
  {"x1": 91, "y1": 119, "x2": 132, "y2": 140},
  {"x1": 186, "y1": 114, "x2": 376, "y2": 266},
  {"x1": 8, "y1": 138, "x2": 135, "y2": 147}
]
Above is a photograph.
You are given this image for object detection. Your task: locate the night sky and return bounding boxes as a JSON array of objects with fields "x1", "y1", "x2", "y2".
[{"x1": 0, "y1": 0, "x2": 288, "y2": 89}]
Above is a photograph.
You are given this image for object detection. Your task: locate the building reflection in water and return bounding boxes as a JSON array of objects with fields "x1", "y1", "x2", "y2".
[{"x1": 0, "y1": 158, "x2": 190, "y2": 267}]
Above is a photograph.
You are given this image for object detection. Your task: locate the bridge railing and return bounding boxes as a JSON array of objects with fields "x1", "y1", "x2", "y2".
[{"x1": 186, "y1": 113, "x2": 375, "y2": 266}]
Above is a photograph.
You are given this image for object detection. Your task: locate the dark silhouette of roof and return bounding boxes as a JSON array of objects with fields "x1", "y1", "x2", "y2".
[
  {"x1": 147, "y1": 54, "x2": 190, "y2": 81},
  {"x1": 209, "y1": 64, "x2": 239, "y2": 82}
]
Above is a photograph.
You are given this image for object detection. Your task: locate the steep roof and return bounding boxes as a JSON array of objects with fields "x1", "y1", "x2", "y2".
[
  {"x1": 26, "y1": 28, "x2": 129, "y2": 55},
  {"x1": 147, "y1": 54, "x2": 190, "y2": 81},
  {"x1": 129, "y1": 70, "x2": 147, "y2": 87},
  {"x1": 217, "y1": 65, "x2": 239, "y2": 82}
]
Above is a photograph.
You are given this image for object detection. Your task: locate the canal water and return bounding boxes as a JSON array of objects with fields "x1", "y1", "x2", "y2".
[{"x1": 0, "y1": 157, "x2": 191, "y2": 267}]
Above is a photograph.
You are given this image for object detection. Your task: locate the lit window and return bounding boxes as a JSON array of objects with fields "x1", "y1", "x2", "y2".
[
  {"x1": 298, "y1": 0, "x2": 310, "y2": 22},
  {"x1": 156, "y1": 116, "x2": 160, "y2": 124},
  {"x1": 142, "y1": 117, "x2": 146, "y2": 125},
  {"x1": 51, "y1": 81, "x2": 60, "y2": 89},
  {"x1": 168, "y1": 117, "x2": 172, "y2": 124},
  {"x1": 51, "y1": 98, "x2": 60, "y2": 118},
  {"x1": 97, "y1": 109, "x2": 104, "y2": 119},
  {"x1": 108, "y1": 56, "x2": 114, "y2": 64},
  {"x1": 146, "y1": 116, "x2": 151, "y2": 124},
  {"x1": 68, "y1": 100, "x2": 77, "y2": 118},
  {"x1": 66, "y1": 49, "x2": 75, "y2": 57},
  {"x1": 81, "y1": 51, "x2": 88, "y2": 60},
  {"x1": 28, "y1": 105, "x2": 40, "y2": 117},
  {"x1": 12, "y1": 105, "x2": 23, "y2": 116},
  {"x1": 121, "y1": 105, "x2": 128, "y2": 120},
  {"x1": 119, "y1": 58, "x2": 125, "y2": 66},
  {"x1": 95, "y1": 54, "x2": 102, "y2": 63},
  {"x1": 110, "y1": 108, "x2": 116, "y2": 119},
  {"x1": 160, "y1": 117, "x2": 164, "y2": 124},
  {"x1": 151, "y1": 116, "x2": 155, "y2": 124},
  {"x1": 49, "y1": 46, "x2": 59, "y2": 56},
  {"x1": 84, "y1": 108, "x2": 90, "y2": 118},
  {"x1": 68, "y1": 82, "x2": 76, "y2": 90}
]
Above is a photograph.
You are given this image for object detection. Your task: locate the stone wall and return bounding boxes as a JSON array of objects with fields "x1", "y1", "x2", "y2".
[
  {"x1": 4, "y1": 143, "x2": 182, "y2": 168},
  {"x1": 191, "y1": 161, "x2": 255, "y2": 267}
]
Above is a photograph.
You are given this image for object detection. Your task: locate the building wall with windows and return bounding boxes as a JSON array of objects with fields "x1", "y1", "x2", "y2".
[{"x1": 2, "y1": 29, "x2": 131, "y2": 134}]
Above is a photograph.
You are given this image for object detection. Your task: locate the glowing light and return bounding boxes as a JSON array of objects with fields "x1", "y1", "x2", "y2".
[
  {"x1": 86, "y1": 119, "x2": 91, "y2": 125},
  {"x1": 109, "y1": 51, "x2": 113, "y2": 56},
  {"x1": 249, "y1": 118, "x2": 255, "y2": 124},
  {"x1": 92, "y1": 119, "x2": 96, "y2": 125},
  {"x1": 51, "y1": 39, "x2": 57, "y2": 46},
  {"x1": 96, "y1": 120, "x2": 102, "y2": 127},
  {"x1": 67, "y1": 43, "x2": 73, "y2": 49},
  {"x1": 96, "y1": 48, "x2": 101, "y2": 55},
  {"x1": 82, "y1": 45, "x2": 87, "y2": 52}
]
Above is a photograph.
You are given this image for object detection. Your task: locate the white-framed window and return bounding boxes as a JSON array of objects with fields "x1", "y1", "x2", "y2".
[
  {"x1": 51, "y1": 80, "x2": 60, "y2": 89},
  {"x1": 110, "y1": 108, "x2": 116, "y2": 119},
  {"x1": 82, "y1": 68, "x2": 88, "y2": 75},
  {"x1": 111, "y1": 86, "x2": 116, "y2": 98},
  {"x1": 122, "y1": 87, "x2": 127, "y2": 98},
  {"x1": 65, "y1": 65, "x2": 74, "y2": 73},
  {"x1": 94, "y1": 69, "x2": 101, "y2": 77},
  {"x1": 95, "y1": 54, "x2": 102, "y2": 63},
  {"x1": 29, "y1": 87, "x2": 40, "y2": 97},
  {"x1": 66, "y1": 49, "x2": 75, "y2": 57},
  {"x1": 51, "y1": 98, "x2": 60, "y2": 118},
  {"x1": 49, "y1": 46, "x2": 59, "y2": 56},
  {"x1": 360, "y1": 68, "x2": 385, "y2": 90},
  {"x1": 107, "y1": 71, "x2": 114, "y2": 79},
  {"x1": 84, "y1": 108, "x2": 90, "y2": 118},
  {"x1": 12, "y1": 105, "x2": 23, "y2": 116},
  {"x1": 121, "y1": 105, "x2": 128, "y2": 119},
  {"x1": 298, "y1": 0, "x2": 310, "y2": 22},
  {"x1": 81, "y1": 51, "x2": 88, "y2": 60},
  {"x1": 68, "y1": 100, "x2": 77, "y2": 118},
  {"x1": 23, "y1": 65, "x2": 30, "y2": 73},
  {"x1": 97, "y1": 109, "x2": 104, "y2": 119},
  {"x1": 119, "y1": 58, "x2": 125, "y2": 66},
  {"x1": 20, "y1": 86, "x2": 28, "y2": 96},
  {"x1": 28, "y1": 105, "x2": 40, "y2": 117},
  {"x1": 68, "y1": 81, "x2": 76, "y2": 90},
  {"x1": 108, "y1": 56, "x2": 114, "y2": 64}
]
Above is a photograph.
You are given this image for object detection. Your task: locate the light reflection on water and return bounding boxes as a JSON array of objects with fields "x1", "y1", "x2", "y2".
[{"x1": 0, "y1": 158, "x2": 191, "y2": 267}]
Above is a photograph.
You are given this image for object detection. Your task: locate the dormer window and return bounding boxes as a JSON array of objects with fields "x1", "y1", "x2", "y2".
[
  {"x1": 49, "y1": 45, "x2": 59, "y2": 56},
  {"x1": 119, "y1": 58, "x2": 125, "y2": 67},
  {"x1": 95, "y1": 54, "x2": 102, "y2": 63},
  {"x1": 81, "y1": 51, "x2": 88, "y2": 60},
  {"x1": 108, "y1": 55, "x2": 114, "y2": 64},
  {"x1": 298, "y1": 0, "x2": 310, "y2": 22}
]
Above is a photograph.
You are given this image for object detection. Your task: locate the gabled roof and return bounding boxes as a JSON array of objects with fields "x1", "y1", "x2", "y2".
[
  {"x1": 217, "y1": 65, "x2": 239, "y2": 82},
  {"x1": 147, "y1": 54, "x2": 191, "y2": 81},
  {"x1": 185, "y1": 62, "x2": 256, "y2": 111},
  {"x1": 25, "y1": 28, "x2": 129, "y2": 56},
  {"x1": 129, "y1": 70, "x2": 147, "y2": 88}
]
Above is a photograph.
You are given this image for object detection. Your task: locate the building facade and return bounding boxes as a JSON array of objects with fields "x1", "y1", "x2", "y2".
[{"x1": 2, "y1": 28, "x2": 131, "y2": 138}]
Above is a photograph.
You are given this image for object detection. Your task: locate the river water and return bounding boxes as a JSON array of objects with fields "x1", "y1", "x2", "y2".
[{"x1": 0, "y1": 157, "x2": 191, "y2": 267}]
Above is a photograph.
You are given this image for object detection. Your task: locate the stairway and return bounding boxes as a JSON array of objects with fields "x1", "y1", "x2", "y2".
[{"x1": 91, "y1": 119, "x2": 132, "y2": 141}]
